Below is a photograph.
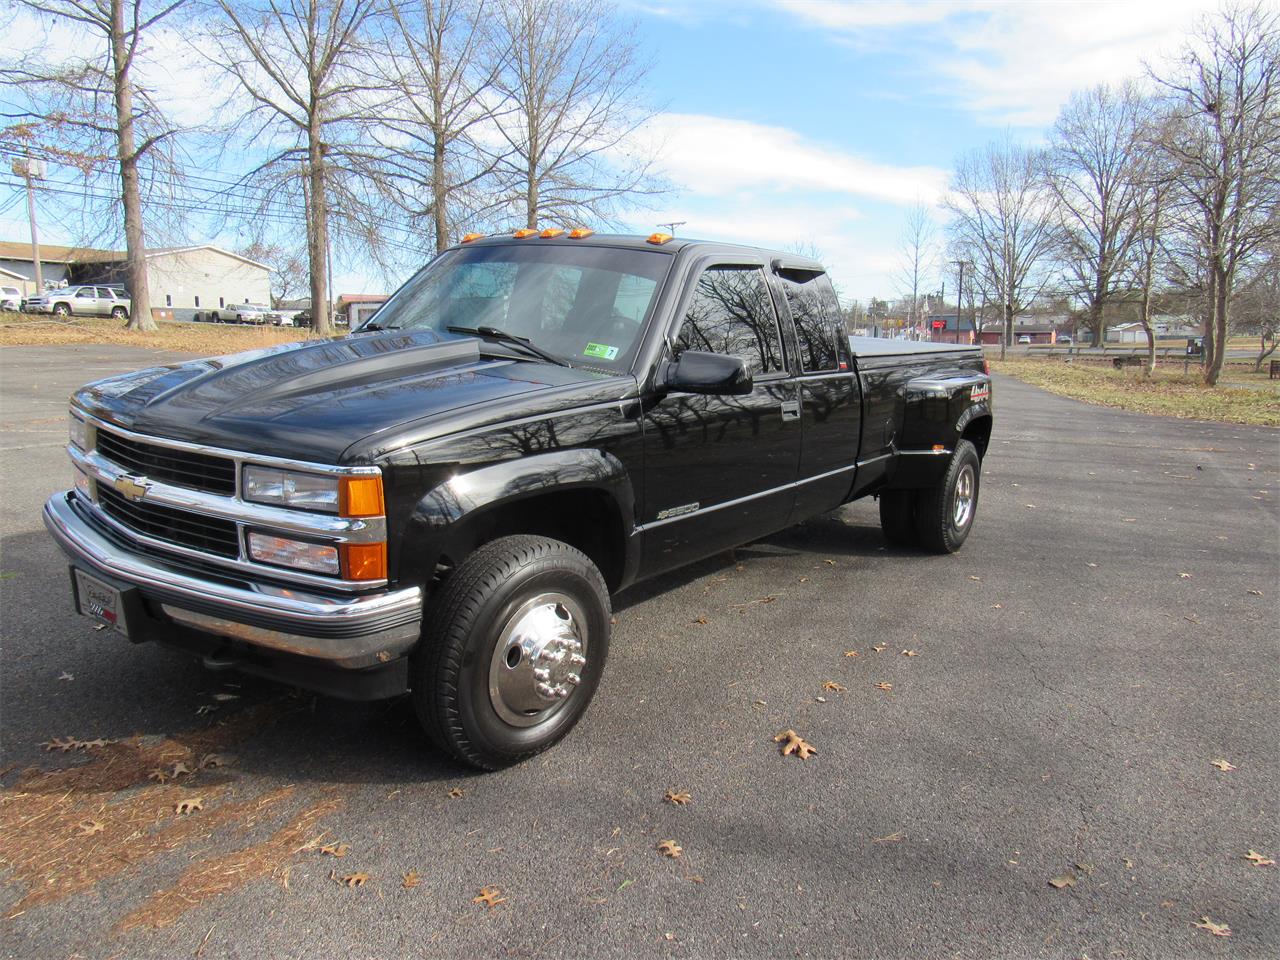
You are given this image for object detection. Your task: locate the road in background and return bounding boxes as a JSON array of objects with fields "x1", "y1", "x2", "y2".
[{"x1": 2, "y1": 345, "x2": 1277, "y2": 959}]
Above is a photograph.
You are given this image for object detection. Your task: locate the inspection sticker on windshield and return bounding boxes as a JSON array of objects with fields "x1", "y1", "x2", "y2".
[{"x1": 583, "y1": 342, "x2": 619, "y2": 361}]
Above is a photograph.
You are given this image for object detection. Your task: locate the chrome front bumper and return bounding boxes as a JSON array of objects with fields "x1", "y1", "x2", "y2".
[{"x1": 43, "y1": 491, "x2": 423, "y2": 666}]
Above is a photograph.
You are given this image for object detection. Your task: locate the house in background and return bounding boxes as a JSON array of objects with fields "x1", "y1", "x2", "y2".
[
  {"x1": 0, "y1": 241, "x2": 270, "y2": 319},
  {"x1": 338, "y1": 294, "x2": 389, "y2": 327}
]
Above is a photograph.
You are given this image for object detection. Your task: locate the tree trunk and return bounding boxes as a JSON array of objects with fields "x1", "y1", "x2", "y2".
[
  {"x1": 112, "y1": 0, "x2": 154, "y2": 332},
  {"x1": 1253, "y1": 336, "x2": 1277, "y2": 372},
  {"x1": 1206, "y1": 271, "x2": 1229, "y2": 386},
  {"x1": 1139, "y1": 287, "x2": 1156, "y2": 378},
  {"x1": 432, "y1": 131, "x2": 448, "y2": 253},
  {"x1": 307, "y1": 126, "x2": 331, "y2": 336},
  {"x1": 526, "y1": 162, "x2": 538, "y2": 229}
]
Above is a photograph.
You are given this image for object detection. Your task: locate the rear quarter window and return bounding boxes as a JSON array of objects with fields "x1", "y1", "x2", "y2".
[{"x1": 779, "y1": 271, "x2": 839, "y2": 372}]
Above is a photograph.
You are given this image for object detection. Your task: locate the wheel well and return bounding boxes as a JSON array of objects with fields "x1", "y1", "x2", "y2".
[
  {"x1": 962, "y1": 415, "x2": 992, "y2": 459},
  {"x1": 455, "y1": 489, "x2": 626, "y2": 592}
]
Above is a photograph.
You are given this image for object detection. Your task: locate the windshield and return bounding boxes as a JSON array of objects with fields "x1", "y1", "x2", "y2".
[{"x1": 367, "y1": 244, "x2": 673, "y2": 368}]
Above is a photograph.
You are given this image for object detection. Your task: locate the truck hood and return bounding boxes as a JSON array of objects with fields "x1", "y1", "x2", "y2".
[{"x1": 73, "y1": 330, "x2": 628, "y2": 463}]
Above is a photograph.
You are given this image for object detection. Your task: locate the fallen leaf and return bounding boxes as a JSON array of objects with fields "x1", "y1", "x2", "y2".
[
  {"x1": 732, "y1": 595, "x2": 777, "y2": 607},
  {"x1": 77, "y1": 819, "x2": 105, "y2": 836},
  {"x1": 1192, "y1": 917, "x2": 1230, "y2": 937},
  {"x1": 798, "y1": 576, "x2": 810, "y2": 583},
  {"x1": 176, "y1": 798, "x2": 204, "y2": 815},
  {"x1": 872, "y1": 643, "x2": 887, "y2": 653},
  {"x1": 211, "y1": 693, "x2": 240, "y2": 702},
  {"x1": 1048, "y1": 874, "x2": 1076, "y2": 889},
  {"x1": 58, "y1": 672, "x2": 74, "y2": 681},
  {"x1": 773, "y1": 729, "x2": 817, "y2": 759},
  {"x1": 873, "y1": 832, "x2": 905, "y2": 843},
  {"x1": 821, "y1": 680, "x2": 847, "y2": 693},
  {"x1": 822, "y1": 559, "x2": 836, "y2": 566},
  {"x1": 199, "y1": 753, "x2": 226, "y2": 769},
  {"x1": 692, "y1": 615, "x2": 708, "y2": 625},
  {"x1": 874, "y1": 682, "x2": 893, "y2": 692},
  {"x1": 473, "y1": 885, "x2": 505, "y2": 907},
  {"x1": 664, "y1": 789, "x2": 692, "y2": 806},
  {"x1": 339, "y1": 872, "x2": 370, "y2": 888},
  {"x1": 657, "y1": 840, "x2": 683, "y2": 858},
  {"x1": 1247, "y1": 589, "x2": 1262, "y2": 597},
  {"x1": 195, "y1": 705, "x2": 217, "y2": 716},
  {"x1": 402, "y1": 870, "x2": 421, "y2": 889},
  {"x1": 901, "y1": 649, "x2": 919, "y2": 657},
  {"x1": 1210, "y1": 759, "x2": 1236, "y2": 771},
  {"x1": 171, "y1": 761, "x2": 193, "y2": 778},
  {"x1": 1122, "y1": 518, "x2": 1137, "y2": 522},
  {"x1": 1124, "y1": 858, "x2": 1135, "y2": 870},
  {"x1": 1244, "y1": 850, "x2": 1275, "y2": 867},
  {"x1": 969, "y1": 575, "x2": 982, "y2": 581},
  {"x1": 843, "y1": 650, "x2": 859, "y2": 658},
  {"x1": 1086, "y1": 562, "x2": 1098, "y2": 568},
  {"x1": 1025, "y1": 504, "x2": 1037, "y2": 509},
  {"x1": 148, "y1": 768, "x2": 170, "y2": 784},
  {"x1": 1179, "y1": 572, "x2": 1193, "y2": 579},
  {"x1": 991, "y1": 603, "x2": 1004, "y2": 609},
  {"x1": 41, "y1": 736, "x2": 81, "y2": 752},
  {"x1": 447, "y1": 787, "x2": 464, "y2": 799},
  {"x1": 320, "y1": 842, "x2": 350, "y2": 858}
]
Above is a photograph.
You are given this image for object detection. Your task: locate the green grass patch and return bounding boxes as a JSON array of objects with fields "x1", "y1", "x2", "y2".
[{"x1": 990, "y1": 358, "x2": 1280, "y2": 427}]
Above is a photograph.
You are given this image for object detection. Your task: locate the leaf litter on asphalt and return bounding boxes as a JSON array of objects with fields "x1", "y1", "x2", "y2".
[
  {"x1": 1244, "y1": 850, "x2": 1275, "y2": 866},
  {"x1": 773, "y1": 730, "x2": 816, "y2": 759},
  {"x1": 1193, "y1": 917, "x2": 1231, "y2": 937}
]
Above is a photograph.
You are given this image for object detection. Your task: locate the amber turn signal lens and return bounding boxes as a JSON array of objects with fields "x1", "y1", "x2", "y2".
[
  {"x1": 513, "y1": 228, "x2": 538, "y2": 238},
  {"x1": 568, "y1": 228, "x2": 594, "y2": 239},
  {"x1": 539, "y1": 228, "x2": 564, "y2": 238},
  {"x1": 460, "y1": 232, "x2": 485, "y2": 243},
  {"x1": 339, "y1": 475, "x2": 384, "y2": 518},
  {"x1": 341, "y1": 542, "x2": 387, "y2": 581},
  {"x1": 647, "y1": 232, "x2": 672, "y2": 245}
]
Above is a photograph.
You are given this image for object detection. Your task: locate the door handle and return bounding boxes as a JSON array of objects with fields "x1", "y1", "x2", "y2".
[{"x1": 780, "y1": 400, "x2": 800, "y2": 422}]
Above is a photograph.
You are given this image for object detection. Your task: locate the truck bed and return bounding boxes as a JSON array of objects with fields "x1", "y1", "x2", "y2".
[{"x1": 849, "y1": 336, "x2": 982, "y2": 359}]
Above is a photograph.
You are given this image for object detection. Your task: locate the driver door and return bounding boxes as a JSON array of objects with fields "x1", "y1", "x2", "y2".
[{"x1": 639, "y1": 262, "x2": 801, "y2": 577}]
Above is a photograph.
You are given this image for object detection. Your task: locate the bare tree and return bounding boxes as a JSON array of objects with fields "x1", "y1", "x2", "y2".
[
  {"x1": 946, "y1": 138, "x2": 1059, "y2": 359},
  {"x1": 896, "y1": 202, "x2": 936, "y2": 340},
  {"x1": 1152, "y1": 2, "x2": 1280, "y2": 385},
  {"x1": 1232, "y1": 233, "x2": 1279, "y2": 371},
  {"x1": 1129, "y1": 168, "x2": 1172, "y2": 376},
  {"x1": 1046, "y1": 82, "x2": 1150, "y2": 349},
  {"x1": 492, "y1": 0, "x2": 661, "y2": 229},
  {"x1": 210, "y1": 0, "x2": 384, "y2": 335},
  {"x1": 238, "y1": 240, "x2": 306, "y2": 304},
  {"x1": 373, "y1": 0, "x2": 504, "y2": 254},
  {"x1": 2, "y1": 0, "x2": 190, "y2": 331}
]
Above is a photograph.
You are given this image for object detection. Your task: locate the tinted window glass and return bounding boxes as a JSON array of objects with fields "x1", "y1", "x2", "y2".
[
  {"x1": 75, "y1": 288, "x2": 94, "y2": 298},
  {"x1": 781, "y1": 273, "x2": 838, "y2": 372},
  {"x1": 374, "y1": 245, "x2": 670, "y2": 368},
  {"x1": 676, "y1": 266, "x2": 783, "y2": 375}
]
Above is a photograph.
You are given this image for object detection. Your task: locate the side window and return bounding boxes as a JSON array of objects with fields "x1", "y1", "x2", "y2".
[
  {"x1": 75, "y1": 288, "x2": 94, "y2": 298},
  {"x1": 781, "y1": 272, "x2": 838, "y2": 372},
  {"x1": 675, "y1": 265, "x2": 783, "y2": 375}
]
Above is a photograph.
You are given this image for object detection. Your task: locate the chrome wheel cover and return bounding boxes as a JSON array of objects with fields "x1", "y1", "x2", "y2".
[
  {"x1": 488, "y1": 592, "x2": 588, "y2": 728},
  {"x1": 953, "y1": 463, "x2": 976, "y2": 529}
]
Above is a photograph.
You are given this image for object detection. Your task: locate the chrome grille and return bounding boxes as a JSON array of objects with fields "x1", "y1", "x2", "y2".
[
  {"x1": 97, "y1": 485, "x2": 240, "y2": 558},
  {"x1": 97, "y1": 429, "x2": 236, "y2": 495}
]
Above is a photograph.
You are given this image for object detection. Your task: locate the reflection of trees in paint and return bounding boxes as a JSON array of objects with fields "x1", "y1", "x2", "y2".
[{"x1": 675, "y1": 267, "x2": 783, "y2": 375}]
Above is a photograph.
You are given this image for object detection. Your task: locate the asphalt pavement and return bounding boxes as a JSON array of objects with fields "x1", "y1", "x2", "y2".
[{"x1": 1, "y1": 344, "x2": 1277, "y2": 960}]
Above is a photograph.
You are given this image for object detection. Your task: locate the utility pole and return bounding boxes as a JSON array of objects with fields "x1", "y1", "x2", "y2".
[
  {"x1": 12, "y1": 157, "x2": 46, "y2": 293},
  {"x1": 951, "y1": 259, "x2": 969, "y2": 345},
  {"x1": 657, "y1": 220, "x2": 686, "y2": 237}
]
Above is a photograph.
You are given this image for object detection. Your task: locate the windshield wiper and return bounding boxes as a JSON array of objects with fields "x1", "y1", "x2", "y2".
[
  {"x1": 357, "y1": 321, "x2": 399, "y2": 332},
  {"x1": 446, "y1": 325, "x2": 571, "y2": 367}
]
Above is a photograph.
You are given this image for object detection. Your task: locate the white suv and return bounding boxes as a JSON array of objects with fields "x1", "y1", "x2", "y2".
[
  {"x1": 23, "y1": 285, "x2": 131, "y2": 319},
  {"x1": 0, "y1": 286, "x2": 22, "y2": 311}
]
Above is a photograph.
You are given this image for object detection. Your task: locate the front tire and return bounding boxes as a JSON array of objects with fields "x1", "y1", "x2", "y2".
[
  {"x1": 412, "y1": 535, "x2": 610, "y2": 770},
  {"x1": 110, "y1": 306, "x2": 127, "y2": 320},
  {"x1": 53, "y1": 303, "x2": 70, "y2": 317},
  {"x1": 915, "y1": 439, "x2": 981, "y2": 553}
]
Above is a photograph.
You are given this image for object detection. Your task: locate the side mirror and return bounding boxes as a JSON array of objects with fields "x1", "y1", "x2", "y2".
[{"x1": 661, "y1": 351, "x2": 753, "y2": 395}]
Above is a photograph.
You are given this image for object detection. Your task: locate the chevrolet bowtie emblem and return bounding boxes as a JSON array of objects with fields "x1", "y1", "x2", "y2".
[{"x1": 113, "y1": 474, "x2": 151, "y2": 502}]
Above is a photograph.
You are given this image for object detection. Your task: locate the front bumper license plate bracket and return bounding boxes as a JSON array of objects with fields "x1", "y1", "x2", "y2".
[{"x1": 72, "y1": 567, "x2": 130, "y2": 638}]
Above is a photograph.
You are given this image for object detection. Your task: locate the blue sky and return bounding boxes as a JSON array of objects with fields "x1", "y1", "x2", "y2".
[{"x1": 2, "y1": 0, "x2": 1221, "y2": 305}]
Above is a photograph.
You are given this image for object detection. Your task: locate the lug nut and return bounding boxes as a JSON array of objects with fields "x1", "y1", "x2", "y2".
[
  {"x1": 536, "y1": 681, "x2": 557, "y2": 698},
  {"x1": 564, "y1": 672, "x2": 581, "y2": 686},
  {"x1": 533, "y1": 667, "x2": 551, "y2": 681},
  {"x1": 568, "y1": 653, "x2": 586, "y2": 667}
]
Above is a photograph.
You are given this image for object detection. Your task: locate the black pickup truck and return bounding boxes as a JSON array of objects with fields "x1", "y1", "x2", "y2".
[{"x1": 45, "y1": 232, "x2": 993, "y2": 769}]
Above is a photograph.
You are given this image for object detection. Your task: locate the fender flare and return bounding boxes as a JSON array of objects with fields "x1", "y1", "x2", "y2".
[{"x1": 399, "y1": 448, "x2": 637, "y2": 587}]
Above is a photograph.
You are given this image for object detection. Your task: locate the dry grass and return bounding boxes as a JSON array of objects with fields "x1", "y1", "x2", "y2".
[
  {"x1": 991, "y1": 358, "x2": 1280, "y2": 427},
  {"x1": 0, "y1": 704, "x2": 310, "y2": 920},
  {"x1": 0, "y1": 312, "x2": 318, "y2": 356}
]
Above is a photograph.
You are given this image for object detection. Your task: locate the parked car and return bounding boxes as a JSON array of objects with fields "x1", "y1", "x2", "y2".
[
  {"x1": 45, "y1": 232, "x2": 994, "y2": 770},
  {"x1": 1017, "y1": 334, "x2": 1032, "y2": 344},
  {"x1": 207, "y1": 302, "x2": 282, "y2": 325},
  {"x1": 291, "y1": 310, "x2": 313, "y2": 328},
  {"x1": 23, "y1": 285, "x2": 131, "y2": 319},
  {"x1": 1058, "y1": 335, "x2": 1073, "y2": 345},
  {"x1": 1, "y1": 286, "x2": 22, "y2": 311}
]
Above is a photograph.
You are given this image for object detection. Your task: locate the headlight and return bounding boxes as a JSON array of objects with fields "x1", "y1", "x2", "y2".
[
  {"x1": 246, "y1": 531, "x2": 340, "y2": 575},
  {"x1": 242, "y1": 466, "x2": 340, "y2": 513},
  {"x1": 69, "y1": 411, "x2": 89, "y2": 450}
]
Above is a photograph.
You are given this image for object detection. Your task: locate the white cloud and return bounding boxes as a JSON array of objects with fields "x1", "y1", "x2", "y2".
[
  {"x1": 776, "y1": 0, "x2": 1220, "y2": 126},
  {"x1": 644, "y1": 113, "x2": 949, "y2": 205}
]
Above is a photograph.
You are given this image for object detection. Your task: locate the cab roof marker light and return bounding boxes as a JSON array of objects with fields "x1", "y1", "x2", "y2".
[
  {"x1": 513, "y1": 228, "x2": 538, "y2": 239},
  {"x1": 647, "y1": 232, "x2": 673, "y2": 245},
  {"x1": 568, "y1": 228, "x2": 594, "y2": 239},
  {"x1": 460, "y1": 232, "x2": 485, "y2": 243},
  {"x1": 539, "y1": 228, "x2": 564, "y2": 238}
]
